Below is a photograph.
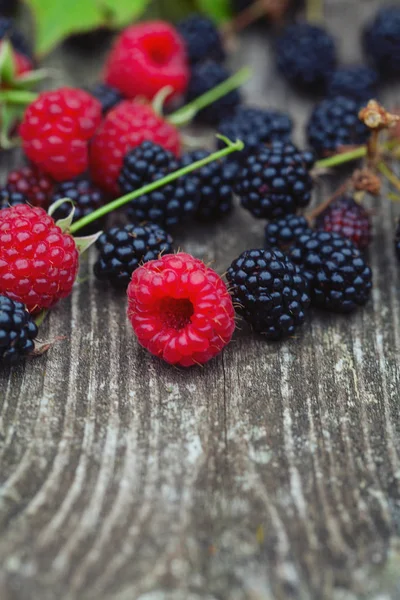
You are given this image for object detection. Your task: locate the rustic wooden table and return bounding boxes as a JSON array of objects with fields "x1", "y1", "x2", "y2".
[{"x1": 1, "y1": 1, "x2": 400, "y2": 599}]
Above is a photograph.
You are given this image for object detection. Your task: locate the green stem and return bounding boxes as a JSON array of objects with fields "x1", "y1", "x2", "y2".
[
  {"x1": 70, "y1": 137, "x2": 244, "y2": 234},
  {"x1": 0, "y1": 90, "x2": 38, "y2": 105},
  {"x1": 377, "y1": 161, "x2": 400, "y2": 192},
  {"x1": 315, "y1": 139, "x2": 400, "y2": 170}
]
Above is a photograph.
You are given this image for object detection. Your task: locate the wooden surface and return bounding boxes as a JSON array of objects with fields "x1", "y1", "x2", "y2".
[{"x1": 1, "y1": 2, "x2": 400, "y2": 599}]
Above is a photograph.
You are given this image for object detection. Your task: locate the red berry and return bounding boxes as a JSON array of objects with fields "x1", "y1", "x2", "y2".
[
  {"x1": 0, "y1": 204, "x2": 79, "y2": 313},
  {"x1": 13, "y1": 50, "x2": 32, "y2": 76},
  {"x1": 127, "y1": 252, "x2": 235, "y2": 367},
  {"x1": 104, "y1": 21, "x2": 189, "y2": 102},
  {"x1": 19, "y1": 87, "x2": 102, "y2": 181},
  {"x1": 89, "y1": 100, "x2": 181, "y2": 195},
  {"x1": 315, "y1": 195, "x2": 372, "y2": 250},
  {"x1": 7, "y1": 165, "x2": 55, "y2": 210}
]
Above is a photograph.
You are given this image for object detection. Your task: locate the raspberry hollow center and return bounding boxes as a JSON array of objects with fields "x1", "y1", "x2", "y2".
[
  {"x1": 146, "y1": 40, "x2": 171, "y2": 66},
  {"x1": 159, "y1": 297, "x2": 194, "y2": 330}
]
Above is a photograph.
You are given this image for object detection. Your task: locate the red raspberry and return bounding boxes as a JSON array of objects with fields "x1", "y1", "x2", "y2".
[
  {"x1": 127, "y1": 252, "x2": 235, "y2": 367},
  {"x1": 89, "y1": 100, "x2": 181, "y2": 195},
  {"x1": 7, "y1": 165, "x2": 55, "y2": 210},
  {"x1": 13, "y1": 50, "x2": 32, "y2": 76},
  {"x1": 19, "y1": 87, "x2": 102, "y2": 181},
  {"x1": 0, "y1": 204, "x2": 79, "y2": 313},
  {"x1": 315, "y1": 195, "x2": 372, "y2": 250},
  {"x1": 104, "y1": 21, "x2": 189, "y2": 102}
]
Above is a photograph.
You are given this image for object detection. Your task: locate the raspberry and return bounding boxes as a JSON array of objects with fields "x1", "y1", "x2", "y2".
[
  {"x1": 0, "y1": 17, "x2": 32, "y2": 59},
  {"x1": 7, "y1": 165, "x2": 55, "y2": 210},
  {"x1": 89, "y1": 101, "x2": 181, "y2": 195},
  {"x1": 227, "y1": 248, "x2": 310, "y2": 340},
  {"x1": 177, "y1": 14, "x2": 225, "y2": 65},
  {"x1": 86, "y1": 82, "x2": 124, "y2": 115},
  {"x1": 186, "y1": 61, "x2": 242, "y2": 125},
  {"x1": 94, "y1": 223, "x2": 173, "y2": 288},
  {"x1": 395, "y1": 219, "x2": 400, "y2": 261},
  {"x1": 104, "y1": 21, "x2": 189, "y2": 101},
  {"x1": 315, "y1": 195, "x2": 372, "y2": 250},
  {"x1": 0, "y1": 295, "x2": 37, "y2": 364},
  {"x1": 0, "y1": 204, "x2": 79, "y2": 313},
  {"x1": 276, "y1": 23, "x2": 337, "y2": 91},
  {"x1": 118, "y1": 141, "x2": 197, "y2": 228},
  {"x1": 265, "y1": 214, "x2": 311, "y2": 249},
  {"x1": 234, "y1": 141, "x2": 313, "y2": 219},
  {"x1": 364, "y1": 6, "x2": 400, "y2": 77},
  {"x1": 50, "y1": 179, "x2": 106, "y2": 235},
  {"x1": 289, "y1": 230, "x2": 372, "y2": 312},
  {"x1": 307, "y1": 96, "x2": 369, "y2": 158},
  {"x1": 19, "y1": 87, "x2": 102, "y2": 181},
  {"x1": 326, "y1": 66, "x2": 379, "y2": 103},
  {"x1": 0, "y1": 186, "x2": 28, "y2": 209}
]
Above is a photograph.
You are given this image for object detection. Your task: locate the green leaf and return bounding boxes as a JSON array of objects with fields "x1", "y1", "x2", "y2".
[
  {"x1": 100, "y1": 0, "x2": 152, "y2": 27},
  {"x1": 196, "y1": 0, "x2": 232, "y2": 22}
]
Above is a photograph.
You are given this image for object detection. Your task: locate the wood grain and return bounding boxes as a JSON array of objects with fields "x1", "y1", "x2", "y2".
[{"x1": 1, "y1": 1, "x2": 400, "y2": 599}]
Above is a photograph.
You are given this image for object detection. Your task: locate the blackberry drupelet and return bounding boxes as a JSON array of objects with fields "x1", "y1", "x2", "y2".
[
  {"x1": 0, "y1": 186, "x2": 28, "y2": 209},
  {"x1": 315, "y1": 195, "x2": 372, "y2": 250},
  {"x1": 0, "y1": 295, "x2": 37, "y2": 364},
  {"x1": 276, "y1": 23, "x2": 337, "y2": 92},
  {"x1": 0, "y1": 17, "x2": 32, "y2": 59},
  {"x1": 118, "y1": 141, "x2": 198, "y2": 228},
  {"x1": 395, "y1": 219, "x2": 400, "y2": 262},
  {"x1": 363, "y1": 6, "x2": 400, "y2": 77},
  {"x1": 289, "y1": 230, "x2": 372, "y2": 312},
  {"x1": 186, "y1": 61, "x2": 241, "y2": 125},
  {"x1": 87, "y1": 82, "x2": 123, "y2": 115},
  {"x1": 94, "y1": 223, "x2": 173, "y2": 288},
  {"x1": 265, "y1": 214, "x2": 311, "y2": 249},
  {"x1": 307, "y1": 96, "x2": 369, "y2": 158},
  {"x1": 326, "y1": 66, "x2": 379, "y2": 103},
  {"x1": 50, "y1": 179, "x2": 106, "y2": 234},
  {"x1": 226, "y1": 248, "x2": 310, "y2": 340},
  {"x1": 177, "y1": 14, "x2": 225, "y2": 65},
  {"x1": 234, "y1": 141, "x2": 313, "y2": 219}
]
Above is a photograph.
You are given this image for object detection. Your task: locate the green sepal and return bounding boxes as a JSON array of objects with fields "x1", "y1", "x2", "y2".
[
  {"x1": 152, "y1": 85, "x2": 174, "y2": 117},
  {"x1": 48, "y1": 198, "x2": 75, "y2": 232},
  {"x1": 12, "y1": 68, "x2": 50, "y2": 90},
  {"x1": 0, "y1": 103, "x2": 23, "y2": 148},
  {"x1": 73, "y1": 231, "x2": 103, "y2": 255},
  {"x1": 0, "y1": 40, "x2": 16, "y2": 86}
]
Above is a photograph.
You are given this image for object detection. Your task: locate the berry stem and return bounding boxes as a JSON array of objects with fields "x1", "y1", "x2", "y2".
[
  {"x1": 70, "y1": 137, "x2": 244, "y2": 234},
  {"x1": 0, "y1": 89, "x2": 38, "y2": 105},
  {"x1": 221, "y1": 0, "x2": 269, "y2": 35},
  {"x1": 315, "y1": 140, "x2": 399, "y2": 170},
  {"x1": 34, "y1": 309, "x2": 49, "y2": 328},
  {"x1": 307, "y1": 180, "x2": 349, "y2": 221},
  {"x1": 377, "y1": 161, "x2": 400, "y2": 193}
]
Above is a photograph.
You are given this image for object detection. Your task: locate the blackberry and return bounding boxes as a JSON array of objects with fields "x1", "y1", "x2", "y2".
[
  {"x1": 0, "y1": 186, "x2": 28, "y2": 209},
  {"x1": 227, "y1": 248, "x2": 310, "y2": 340},
  {"x1": 307, "y1": 96, "x2": 369, "y2": 158},
  {"x1": 186, "y1": 61, "x2": 242, "y2": 125},
  {"x1": 289, "y1": 230, "x2": 372, "y2": 312},
  {"x1": 276, "y1": 23, "x2": 337, "y2": 92},
  {"x1": 234, "y1": 141, "x2": 313, "y2": 219},
  {"x1": 315, "y1": 195, "x2": 372, "y2": 250},
  {"x1": 0, "y1": 295, "x2": 37, "y2": 364},
  {"x1": 86, "y1": 82, "x2": 123, "y2": 115},
  {"x1": 118, "y1": 141, "x2": 198, "y2": 228},
  {"x1": 177, "y1": 14, "x2": 225, "y2": 65},
  {"x1": 94, "y1": 223, "x2": 173, "y2": 288},
  {"x1": 7, "y1": 165, "x2": 54, "y2": 210},
  {"x1": 326, "y1": 66, "x2": 379, "y2": 104},
  {"x1": 0, "y1": 17, "x2": 32, "y2": 59},
  {"x1": 395, "y1": 219, "x2": 400, "y2": 262},
  {"x1": 265, "y1": 214, "x2": 311, "y2": 249},
  {"x1": 50, "y1": 179, "x2": 106, "y2": 234},
  {"x1": 363, "y1": 6, "x2": 400, "y2": 77}
]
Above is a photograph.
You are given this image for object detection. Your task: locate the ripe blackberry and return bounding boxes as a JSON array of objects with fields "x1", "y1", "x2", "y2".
[
  {"x1": 0, "y1": 186, "x2": 28, "y2": 209},
  {"x1": 289, "y1": 231, "x2": 372, "y2": 312},
  {"x1": 86, "y1": 82, "x2": 123, "y2": 115},
  {"x1": 226, "y1": 248, "x2": 310, "y2": 340},
  {"x1": 118, "y1": 141, "x2": 197, "y2": 228},
  {"x1": 94, "y1": 223, "x2": 173, "y2": 288},
  {"x1": 7, "y1": 165, "x2": 55, "y2": 210},
  {"x1": 0, "y1": 17, "x2": 32, "y2": 59},
  {"x1": 186, "y1": 61, "x2": 242, "y2": 125},
  {"x1": 395, "y1": 220, "x2": 400, "y2": 262},
  {"x1": 234, "y1": 141, "x2": 313, "y2": 219},
  {"x1": 276, "y1": 23, "x2": 337, "y2": 92},
  {"x1": 265, "y1": 214, "x2": 311, "y2": 249},
  {"x1": 177, "y1": 14, "x2": 225, "y2": 65},
  {"x1": 315, "y1": 195, "x2": 372, "y2": 250},
  {"x1": 326, "y1": 66, "x2": 379, "y2": 104},
  {"x1": 180, "y1": 150, "x2": 236, "y2": 221},
  {"x1": 307, "y1": 96, "x2": 369, "y2": 158},
  {"x1": 0, "y1": 295, "x2": 37, "y2": 364},
  {"x1": 50, "y1": 179, "x2": 106, "y2": 234},
  {"x1": 363, "y1": 6, "x2": 400, "y2": 77}
]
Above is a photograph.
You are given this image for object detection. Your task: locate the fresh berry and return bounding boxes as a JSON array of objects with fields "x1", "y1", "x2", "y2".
[
  {"x1": 363, "y1": 6, "x2": 400, "y2": 77},
  {"x1": 0, "y1": 204, "x2": 79, "y2": 313},
  {"x1": 127, "y1": 252, "x2": 235, "y2": 367},
  {"x1": 289, "y1": 230, "x2": 372, "y2": 312},
  {"x1": 265, "y1": 214, "x2": 311, "y2": 249},
  {"x1": 177, "y1": 14, "x2": 225, "y2": 65},
  {"x1": 234, "y1": 141, "x2": 313, "y2": 219},
  {"x1": 19, "y1": 87, "x2": 102, "y2": 181},
  {"x1": 86, "y1": 82, "x2": 123, "y2": 115},
  {"x1": 180, "y1": 150, "x2": 236, "y2": 221},
  {"x1": 0, "y1": 186, "x2": 28, "y2": 209},
  {"x1": 315, "y1": 195, "x2": 372, "y2": 250},
  {"x1": 226, "y1": 248, "x2": 310, "y2": 340},
  {"x1": 89, "y1": 100, "x2": 181, "y2": 195},
  {"x1": 0, "y1": 295, "x2": 37, "y2": 365},
  {"x1": 50, "y1": 178, "x2": 106, "y2": 235},
  {"x1": 104, "y1": 21, "x2": 189, "y2": 101},
  {"x1": 0, "y1": 17, "x2": 32, "y2": 59},
  {"x1": 186, "y1": 61, "x2": 242, "y2": 125},
  {"x1": 307, "y1": 96, "x2": 369, "y2": 158},
  {"x1": 7, "y1": 165, "x2": 55, "y2": 210},
  {"x1": 94, "y1": 223, "x2": 173, "y2": 288},
  {"x1": 326, "y1": 66, "x2": 379, "y2": 103},
  {"x1": 118, "y1": 141, "x2": 197, "y2": 228},
  {"x1": 395, "y1": 219, "x2": 400, "y2": 261},
  {"x1": 276, "y1": 23, "x2": 337, "y2": 91}
]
